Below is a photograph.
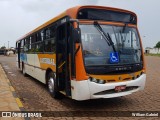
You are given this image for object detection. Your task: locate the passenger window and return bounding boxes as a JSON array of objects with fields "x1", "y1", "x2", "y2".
[
  {"x1": 44, "y1": 25, "x2": 56, "y2": 53},
  {"x1": 35, "y1": 42, "x2": 44, "y2": 52},
  {"x1": 36, "y1": 32, "x2": 41, "y2": 42},
  {"x1": 41, "y1": 30, "x2": 44, "y2": 41},
  {"x1": 46, "y1": 29, "x2": 51, "y2": 39}
]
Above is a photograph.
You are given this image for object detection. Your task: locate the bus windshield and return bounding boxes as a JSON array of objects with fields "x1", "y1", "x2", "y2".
[{"x1": 80, "y1": 24, "x2": 142, "y2": 66}]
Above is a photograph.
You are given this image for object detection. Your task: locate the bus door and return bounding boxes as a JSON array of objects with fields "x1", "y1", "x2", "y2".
[
  {"x1": 56, "y1": 23, "x2": 71, "y2": 96},
  {"x1": 17, "y1": 42, "x2": 21, "y2": 68}
]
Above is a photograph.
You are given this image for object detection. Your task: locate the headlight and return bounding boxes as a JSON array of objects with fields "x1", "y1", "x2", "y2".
[
  {"x1": 91, "y1": 77, "x2": 97, "y2": 82},
  {"x1": 89, "y1": 77, "x2": 106, "y2": 84},
  {"x1": 98, "y1": 79, "x2": 105, "y2": 84}
]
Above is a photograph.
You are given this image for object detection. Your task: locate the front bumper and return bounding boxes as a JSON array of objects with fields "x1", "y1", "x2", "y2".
[{"x1": 71, "y1": 74, "x2": 146, "y2": 101}]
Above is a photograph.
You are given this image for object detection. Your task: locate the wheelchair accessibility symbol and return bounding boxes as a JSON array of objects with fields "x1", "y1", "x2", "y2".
[{"x1": 110, "y1": 52, "x2": 119, "y2": 63}]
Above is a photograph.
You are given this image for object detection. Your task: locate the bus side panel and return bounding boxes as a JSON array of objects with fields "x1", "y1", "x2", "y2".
[
  {"x1": 25, "y1": 54, "x2": 35, "y2": 77},
  {"x1": 22, "y1": 53, "x2": 56, "y2": 84},
  {"x1": 36, "y1": 54, "x2": 56, "y2": 84},
  {"x1": 34, "y1": 54, "x2": 46, "y2": 84},
  {"x1": 23, "y1": 53, "x2": 47, "y2": 84},
  {"x1": 37, "y1": 54, "x2": 56, "y2": 71}
]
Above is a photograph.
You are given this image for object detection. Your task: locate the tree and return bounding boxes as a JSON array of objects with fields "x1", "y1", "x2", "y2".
[
  {"x1": 155, "y1": 41, "x2": 160, "y2": 52},
  {"x1": 1, "y1": 46, "x2": 6, "y2": 49},
  {"x1": 155, "y1": 41, "x2": 160, "y2": 48}
]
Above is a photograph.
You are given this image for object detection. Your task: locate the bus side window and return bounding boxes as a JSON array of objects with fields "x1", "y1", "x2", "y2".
[
  {"x1": 44, "y1": 25, "x2": 56, "y2": 53},
  {"x1": 36, "y1": 32, "x2": 41, "y2": 42},
  {"x1": 50, "y1": 25, "x2": 56, "y2": 53},
  {"x1": 35, "y1": 42, "x2": 43, "y2": 53},
  {"x1": 24, "y1": 44, "x2": 29, "y2": 52},
  {"x1": 31, "y1": 35, "x2": 36, "y2": 44},
  {"x1": 21, "y1": 40, "x2": 24, "y2": 48},
  {"x1": 24, "y1": 39, "x2": 27, "y2": 46},
  {"x1": 51, "y1": 37, "x2": 56, "y2": 53},
  {"x1": 44, "y1": 39, "x2": 56, "y2": 53},
  {"x1": 19, "y1": 40, "x2": 23, "y2": 52},
  {"x1": 24, "y1": 37, "x2": 29, "y2": 53},
  {"x1": 41, "y1": 30, "x2": 44, "y2": 41},
  {"x1": 27, "y1": 36, "x2": 35, "y2": 53},
  {"x1": 46, "y1": 29, "x2": 51, "y2": 40}
]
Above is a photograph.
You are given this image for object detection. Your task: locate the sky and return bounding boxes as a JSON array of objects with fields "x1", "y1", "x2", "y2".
[{"x1": 0, "y1": 0, "x2": 159, "y2": 49}]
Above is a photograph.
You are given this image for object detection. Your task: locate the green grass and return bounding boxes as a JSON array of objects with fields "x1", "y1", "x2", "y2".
[{"x1": 145, "y1": 53, "x2": 160, "y2": 57}]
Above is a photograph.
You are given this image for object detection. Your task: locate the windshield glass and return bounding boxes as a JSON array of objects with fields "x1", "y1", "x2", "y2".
[{"x1": 80, "y1": 24, "x2": 142, "y2": 66}]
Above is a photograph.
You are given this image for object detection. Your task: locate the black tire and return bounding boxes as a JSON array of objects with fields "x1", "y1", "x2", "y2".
[{"x1": 47, "y1": 72, "x2": 60, "y2": 99}]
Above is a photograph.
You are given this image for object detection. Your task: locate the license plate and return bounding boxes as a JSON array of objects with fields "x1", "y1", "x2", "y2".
[{"x1": 115, "y1": 85, "x2": 126, "y2": 92}]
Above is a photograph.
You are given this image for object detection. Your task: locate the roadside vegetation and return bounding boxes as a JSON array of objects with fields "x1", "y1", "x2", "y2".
[
  {"x1": 145, "y1": 41, "x2": 160, "y2": 57},
  {"x1": 145, "y1": 53, "x2": 160, "y2": 57}
]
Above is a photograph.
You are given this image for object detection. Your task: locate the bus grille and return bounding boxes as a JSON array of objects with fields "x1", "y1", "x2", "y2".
[{"x1": 93, "y1": 86, "x2": 139, "y2": 95}]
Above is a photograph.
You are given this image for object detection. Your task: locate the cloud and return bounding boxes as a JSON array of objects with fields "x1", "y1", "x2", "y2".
[
  {"x1": 0, "y1": 0, "x2": 160, "y2": 48},
  {"x1": 78, "y1": 0, "x2": 99, "y2": 5},
  {"x1": 0, "y1": 0, "x2": 79, "y2": 47},
  {"x1": 17, "y1": 0, "x2": 56, "y2": 13}
]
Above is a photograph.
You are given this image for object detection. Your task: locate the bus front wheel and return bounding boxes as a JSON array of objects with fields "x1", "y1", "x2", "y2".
[{"x1": 48, "y1": 72, "x2": 60, "y2": 98}]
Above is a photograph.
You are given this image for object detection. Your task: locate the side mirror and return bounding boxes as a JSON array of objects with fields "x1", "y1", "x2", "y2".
[{"x1": 73, "y1": 28, "x2": 81, "y2": 43}]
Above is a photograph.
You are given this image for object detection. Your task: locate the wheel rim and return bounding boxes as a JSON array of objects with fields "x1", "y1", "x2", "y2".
[{"x1": 48, "y1": 77, "x2": 54, "y2": 93}]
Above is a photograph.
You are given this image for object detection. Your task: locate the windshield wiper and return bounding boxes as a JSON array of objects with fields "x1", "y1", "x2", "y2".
[{"x1": 94, "y1": 21, "x2": 116, "y2": 52}]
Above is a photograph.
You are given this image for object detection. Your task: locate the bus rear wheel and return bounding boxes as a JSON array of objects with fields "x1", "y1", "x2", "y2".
[{"x1": 48, "y1": 72, "x2": 60, "y2": 99}]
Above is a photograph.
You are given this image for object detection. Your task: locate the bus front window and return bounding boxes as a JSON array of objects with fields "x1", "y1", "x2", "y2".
[{"x1": 80, "y1": 24, "x2": 142, "y2": 74}]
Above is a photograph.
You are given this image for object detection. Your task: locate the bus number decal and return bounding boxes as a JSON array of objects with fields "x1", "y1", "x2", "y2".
[{"x1": 40, "y1": 58, "x2": 55, "y2": 65}]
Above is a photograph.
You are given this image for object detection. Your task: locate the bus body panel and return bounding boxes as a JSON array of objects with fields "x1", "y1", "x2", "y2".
[
  {"x1": 89, "y1": 70, "x2": 144, "y2": 82},
  {"x1": 71, "y1": 74, "x2": 146, "y2": 100},
  {"x1": 20, "y1": 53, "x2": 56, "y2": 84},
  {"x1": 25, "y1": 54, "x2": 34, "y2": 77},
  {"x1": 37, "y1": 54, "x2": 56, "y2": 72},
  {"x1": 75, "y1": 45, "x2": 89, "y2": 80}
]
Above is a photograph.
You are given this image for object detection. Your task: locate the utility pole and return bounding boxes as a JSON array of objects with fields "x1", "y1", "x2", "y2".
[{"x1": 8, "y1": 41, "x2": 9, "y2": 49}]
